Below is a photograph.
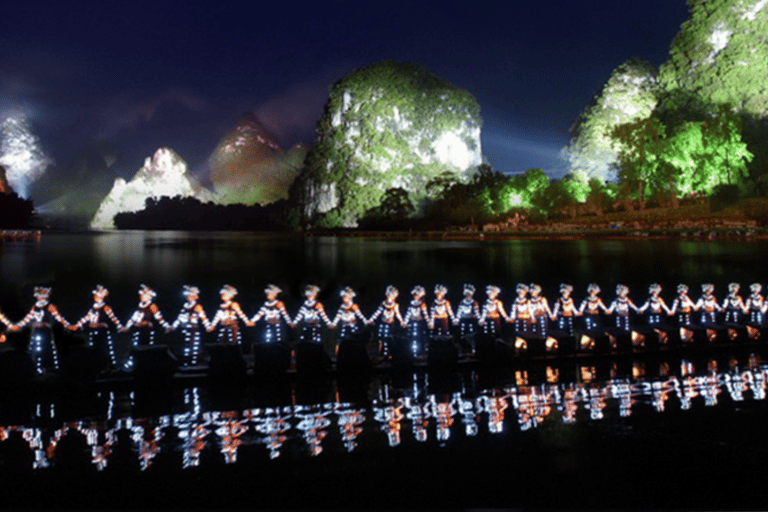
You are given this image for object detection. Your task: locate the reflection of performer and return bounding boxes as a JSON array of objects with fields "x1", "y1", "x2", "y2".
[
  {"x1": 367, "y1": 286, "x2": 404, "y2": 360},
  {"x1": 331, "y1": 287, "x2": 367, "y2": 341},
  {"x1": 579, "y1": 284, "x2": 607, "y2": 331},
  {"x1": 722, "y1": 282, "x2": 746, "y2": 323},
  {"x1": 292, "y1": 285, "x2": 332, "y2": 344},
  {"x1": 607, "y1": 284, "x2": 638, "y2": 331},
  {"x1": 552, "y1": 283, "x2": 579, "y2": 334},
  {"x1": 11, "y1": 287, "x2": 71, "y2": 373},
  {"x1": 208, "y1": 285, "x2": 252, "y2": 346},
  {"x1": 529, "y1": 284, "x2": 553, "y2": 335},
  {"x1": 669, "y1": 284, "x2": 696, "y2": 326},
  {"x1": 638, "y1": 283, "x2": 670, "y2": 325},
  {"x1": 746, "y1": 283, "x2": 765, "y2": 325},
  {"x1": 171, "y1": 286, "x2": 210, "y2": 366},
  {"x1": 695, "y1": 284, "x2": 721, "y2": 324},
  {"x1": 251, "y1": 284, "x2": 292, "y2": 344},
  {"x1": 479, "y1": 285, "x2": 507, "y2": 337},
  {"x1": 429, "y1": 284, "x2": 454, "y2": 338},
  {"x1": 71, "y1": 285, "x2": 122, "y2": 370},
  {"x1": 403, "y1": 286, "x2": 429, "y2": 356}
]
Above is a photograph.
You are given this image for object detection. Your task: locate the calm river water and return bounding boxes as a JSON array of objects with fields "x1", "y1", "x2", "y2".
[{"x1": 1, "y1": 231, "x2": 767, "y2": 509}]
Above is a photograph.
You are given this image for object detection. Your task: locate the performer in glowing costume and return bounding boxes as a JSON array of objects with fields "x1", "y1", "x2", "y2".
[
  {"x1": 722, "y1": 282, "x2": 746, "y2": 324},
  {"x1": 331, "y1": 287, "x2": 367, "y2": 341},
  {"x1": 171, "y1": 285, "x2": 210, "y2": 366},
  {"x1": 0, "y1": 309, "x2": 9, "y2": 344},
  {"x1": 71, "y1": 285, "x2": 122, "y2": 370},
  {"x1": 579, "y1": 283, "x2": 607, "y2": 331},
  {"x1": 746, "y1": 283, "x2": 765, "y2": 325},
  {"x1": 122, "y1": 284, "x2": 170, "y2": 370},
  {"x1": 403, "y1": 286, "x2": 430, "y2": 356},
  {"x1": 529, "y1": 283, "x2": 552, "y2": 335},
  {"x1": 454, "y1": 284, "x2": 481, "y2": 354},
  {"x1": 669, "y1": 284, "x2": 696, "y2": 326},
  {"x1": 607, "y1": 284, "x2": 638, "y2": 331},
  {"x1": 367, "y1": 285, "x2": 404, "y2": 360},
  {"x1": 292, "y1": 285, "x2": 333, "y2": 344},
  {"x1": 695, "y1": 284, "x2": 721, "y2": 324},
  {"x1": 251, "y1": 284, "x2": 291, "y2": 344},
  {"x1": 10, "y1": 287, "x2": 70, "y2": 373},
  {"x1": 479, "y1": 285, "x2": 507, "y2": 337},
  {"x1": 208, "y1": 285, "x2": 252, "y2": 346},
  {"x1": 551, "y1": 283, "x2": 579, "y2": 334},
  {"x1": 638, "y1": 283, "x2": 670, "y2": 325},
  {"x1": 509, "y1": 284, "x2": 533, "y2": 333},
  {"x1": 429, "y1": 284, "x2": 454, "y2": 338}
]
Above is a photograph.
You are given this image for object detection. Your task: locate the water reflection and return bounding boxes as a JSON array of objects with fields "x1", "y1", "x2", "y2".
[{"x1": 2, "y1": 352, "x2": 768, "y2": 473}]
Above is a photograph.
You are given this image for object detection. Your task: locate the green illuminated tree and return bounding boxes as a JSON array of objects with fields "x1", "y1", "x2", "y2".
[
  {"x1": 662, "y1": 106, "x2": 752, "y2": 196},
  {"x1": 612, "y1": 117, "x2": 667, "y2": 208}
]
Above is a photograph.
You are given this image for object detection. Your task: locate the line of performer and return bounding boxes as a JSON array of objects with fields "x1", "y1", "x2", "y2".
[{"x1": 1, "y1": 281, "x2": 766, "y2": 374}]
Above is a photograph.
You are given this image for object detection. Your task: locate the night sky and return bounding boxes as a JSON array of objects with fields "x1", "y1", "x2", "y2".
[{"x1": 1, "y1": 0, "x2": 690, "y2": 181}]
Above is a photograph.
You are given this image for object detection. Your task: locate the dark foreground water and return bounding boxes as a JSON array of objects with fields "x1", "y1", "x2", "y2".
[{"x1": 1, "y1": 232, "x2": 768, "y2": 509}]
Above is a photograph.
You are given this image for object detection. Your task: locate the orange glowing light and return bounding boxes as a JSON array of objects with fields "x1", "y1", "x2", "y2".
[
  {"x1": 747, "y1": 326, "x2": 761, "y2": 340},
  {"x1": 545, "y1": 337, "x2": 558, "y2": 351},
  {"x1": 580, "y1": 334, "x2": 595, "y2": 350}
]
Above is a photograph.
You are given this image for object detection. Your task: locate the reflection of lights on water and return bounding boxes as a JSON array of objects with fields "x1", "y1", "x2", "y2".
[{"x1": 3, "y1": 356, "x2": 768, "y2": 472}]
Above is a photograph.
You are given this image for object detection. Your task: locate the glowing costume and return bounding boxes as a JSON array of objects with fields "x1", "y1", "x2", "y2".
[
  {"x1": 367, "y1": 286, "x2": 404, "y2": 359},
  {"x1": 72, "y1": 285, "x2": 122, "y2": 369},
  {"x1": 454, "y1": 284, "x2": 481, "y2": 354},
  {"x1": 251, "y1": 284, "x2": 291, "y2": 344},
  {"x1": 579, "y1": 284, "x2": 608, "y2": 331},
  {"x1": 510, "y1": 284, "x2": 533, "y2": 333},
  {"x1": 171, "y1": 286, "x2": 211, "y2": 366},
  {"x1": 669, "y1": 284, "x2": 696, "y2": 326},
  {"x1": 552, "y1": 284, "x2": 579, "y2": 334},
  {"x1": 479, "y1": 285, "x2": 507, "y2": 337},
  {"x1": 122, "y1": 285, "x2": 170, "y2": 370},
  {"x1": 695, "y1": 284, "x2": 721, "y2": 324},
  {"x1": 722, "y1": 282, "x2": 746, "y2": 324},
  {"x1": 403, "y1": 286, "x2": 430, "y2": 356},
  {"x1": 429, "y1": 284, "x2": 455, "y2": 338},
  {"x1": 746, "y1": 283, "x2": 765, "y2": 325},
  {"x1": 638, "y1": 283, "x2": 670, "y2": 325},
  {"x1": 292, "y1": 285, "x2": 332, "y2": 344},
  {"x1": 12, "y1": 287, "x2": 70, "y2": 373},
  {"x1": 528, "y1": 284, "x2": 553, "y2": 335},
  {"x1": 208, "y1": 285, "x2": 251, "y2": 346},
  {"x1": 607, "y1": 284, "x2": 638, "y2": 331},
  {"x1": 331, "y1": 287, "x2": 367, "y2": 341}
]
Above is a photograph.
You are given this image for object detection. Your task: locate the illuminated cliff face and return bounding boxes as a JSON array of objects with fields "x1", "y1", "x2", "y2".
[
  {"x1": 296, "y1": 61, "x2": 483, "y2": 228},
  {"x1": 564, "y1": 59, "x2": 659, "y2": 182},
  {"x1": 90, "y1": 147, "x2": 208, "y2": 229},
  {"x1": 0, "y1": 113, "x2": 53, "y2": 198},
  {"x1": 208, "y1": 113, "x2": 304, "y2": 206}
]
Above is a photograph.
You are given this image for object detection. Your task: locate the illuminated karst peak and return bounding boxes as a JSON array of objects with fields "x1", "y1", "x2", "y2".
[
  {"x1": 0, "y1": 113, "x2": 54, "y2": 198},
  {"x1": 90, "y1": 147, "x2": 210, "y2": 229},
  {"x1": 293, "y1": 61, "x2": 483, "y2": 228},
  {"x1": 208, "y1": 112, "x2": 304, "y2": 206}
]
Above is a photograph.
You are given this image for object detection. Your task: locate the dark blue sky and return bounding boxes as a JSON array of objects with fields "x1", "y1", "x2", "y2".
[{"x1": 1, "y1": 0, "x2": 690, "y2": 179}]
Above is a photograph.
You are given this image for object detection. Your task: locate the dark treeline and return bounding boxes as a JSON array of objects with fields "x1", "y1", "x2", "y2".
[
  {"x1": 0, "y1": 191, "x2": 35, "y2": 229},
  {"x1": 113, "y1": 196, "x2": 290, "y2": 231}
]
